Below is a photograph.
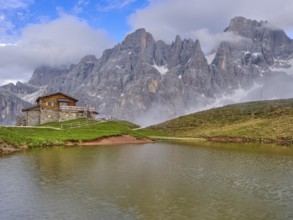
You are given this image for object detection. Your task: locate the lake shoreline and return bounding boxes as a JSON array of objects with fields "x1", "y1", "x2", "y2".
[
  {"x1": 150, "y1": 136, "x2": 293, "y2": 146},
  {"x1": 2, "y1": 134, "x2": 292, "y2": 157},
  {"x1": 0, "y1": 141, "x2": 27, "y2": 155},
  {"x1": 208, "y1": 136, "x2": 293, "y2": 145},
  {"x1": 65, "y1": 134, "x2": 154, "y2": 146},
  {"x1": 0, "y1": 135, "x2": 154, "y2": 156}
]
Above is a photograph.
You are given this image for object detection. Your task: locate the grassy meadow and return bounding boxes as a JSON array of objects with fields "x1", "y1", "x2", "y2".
[
  {"x1": 1, "y1": 99, "x2": 293, "y2": 154},
  {"x1": 148, "y1": 99, "x2": 293, "y2": 143},
  {"x1": 0, "y1": 119, "x2": 150, "y2": 149}
]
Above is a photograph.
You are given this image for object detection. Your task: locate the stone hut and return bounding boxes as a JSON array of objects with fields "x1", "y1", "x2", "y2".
[{"x1": 22, "y1": 92, "x2": 97, "y2": 126}]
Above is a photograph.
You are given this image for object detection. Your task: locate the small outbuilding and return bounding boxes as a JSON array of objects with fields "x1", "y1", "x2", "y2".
[{"x1": 22, "y1": 92, "x2": 97, "y2": 126}]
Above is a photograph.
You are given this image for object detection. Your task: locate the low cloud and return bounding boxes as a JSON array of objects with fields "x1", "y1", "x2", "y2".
[
  {"x1": 191, "y1": 29, "x2": 250, "y2": 52},
  {"x1": 0, "y1": 0, "x2": 33, "y2": 10},
  {"x1": 128, "y1": 0, "x2": 293, "y2": 44},
  {"x1": 96, "y1": 0, "x2": 136, "y2": 11},
  {"x1": 269, "y1": 1, "x2": 293, "y2": 36},
  {"x1": 0, "y1": 15, "x2": 115, "y2": 85}
]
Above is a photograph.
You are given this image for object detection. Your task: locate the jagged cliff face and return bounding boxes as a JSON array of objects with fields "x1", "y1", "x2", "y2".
[
  {"x1": 225, "y1": 17, "x2": 292, "y2": 62},
  {"x1": 44, "y1": 29, "x2": 217, "y2": 123},
  {"x1": 1, "y1": 16, "x2": 293, "y2": 125},
  {"x1": 28, "y1": 66, "x2": 69, "y2": 86},
  {"x1": 0, "y1": 89, "x2": 30, "y2": 125}
]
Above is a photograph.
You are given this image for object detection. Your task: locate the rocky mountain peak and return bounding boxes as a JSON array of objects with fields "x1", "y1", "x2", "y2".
[
  {"x1": 225, "y1": 16, "x2": 293, "y2": 60},
  {"x1": 189, "y1": 39, "x2": 207, "y2": 65},
  {"x1": 225, "y1": 16, "x2": 265, "y2": 39},
  {"x1": 28, "y1": 65, "x2": 68, "y2": 86},
  {"x1": 1, "y1": 16, "x2": 293, "y2": 126},
  {"x1": 194, "y1": 39, "x2": 202, "y2": 53},
  {"x1": 122, "y1": 28, "x2": 155, "y2": 51},
  {"x1": 175, "y1": 35, "x2": 182, "y2": 44},
  {"x1": 79, "y1": 55, "x2": 98, "y2": 64},
  {"x1": 225, "y1": 16, "x2": 291, "y2": 43},
  {"x1": 1, "y1": 81, "x2": 39, "y2": 95}
]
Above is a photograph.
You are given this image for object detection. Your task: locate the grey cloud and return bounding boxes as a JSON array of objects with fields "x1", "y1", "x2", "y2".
[
  {"x1": 191, "y1": 29, "x2": 250, "y2": 52},
  {"x1": 0, "y1": 15, "x2": 115, "y2": 85},
  {"x1": 128, "y1": 0, "x2": 293, "y2": 46}
]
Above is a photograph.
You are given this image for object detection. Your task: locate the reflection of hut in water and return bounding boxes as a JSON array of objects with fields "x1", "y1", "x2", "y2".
[{"x1": 22, "y1": 92, "x2": 97, "y2": 126}]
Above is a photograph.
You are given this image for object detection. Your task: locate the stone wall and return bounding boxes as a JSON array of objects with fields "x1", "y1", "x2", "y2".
[
  {"x1": 16, "y1": 115, "x2": 26, "y2": 126},
  {"x1": 27, "y1": 110, "x2": 40, "y2": 126},
  {"x1": 40, "y1": 109, "x2": 59, "y2": 124},
  {"x1": 25, "y1": 109, "x2": 88, "y2": 126},
  {"x1": 59, "y1": 111, "x2": 82, "y2": 121}
]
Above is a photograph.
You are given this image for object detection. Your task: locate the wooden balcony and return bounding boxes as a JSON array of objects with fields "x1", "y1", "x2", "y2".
[{"x1": 59, "y1": 105, "x2": 96, "y2": 112}]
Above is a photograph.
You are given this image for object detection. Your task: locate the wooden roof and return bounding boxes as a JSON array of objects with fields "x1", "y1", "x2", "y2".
[
  {"x1": 22, "y1": 104, "x2": 40, "y2": 112},
  {"x1": 36, "y1": 92, "x2": 78, "y2": 102}
]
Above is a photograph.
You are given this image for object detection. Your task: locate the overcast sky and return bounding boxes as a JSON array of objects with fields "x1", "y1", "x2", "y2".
[{"x1": 0, "y1": 0, "x2": 293, "y2": 85}]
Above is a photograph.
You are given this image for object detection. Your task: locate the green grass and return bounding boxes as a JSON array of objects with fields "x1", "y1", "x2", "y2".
[
  {"x1": 133, "y1": 128, "x2": 169, "y2": 137},
  {"x1": 40, "y1": 118, "x2": 91, "y2": 128},
  {"x1": 2, "y1": 99, "x2": 292, "y2": 150},
  {"x1": 0, "y1": 119, "x2": 148, "y2": 148},
  {"x1": 146, "y1": 99, "x2": 293, "y2": 143}
]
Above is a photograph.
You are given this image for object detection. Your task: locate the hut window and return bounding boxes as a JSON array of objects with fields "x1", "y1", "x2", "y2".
[{"x1": 46, "y1": 102, "x2": 54, "y2": 107}]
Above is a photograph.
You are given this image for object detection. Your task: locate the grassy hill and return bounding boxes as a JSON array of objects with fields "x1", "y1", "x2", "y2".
[
  {"x1": 148, "y1": 99, "x2": 293, "y2": 144},
  {"x1": 1, "y1": 99, "x2": 293, "y2": 155},
  {"x1": 0, "y1": 119, "x2": 148, "y2": 154}
]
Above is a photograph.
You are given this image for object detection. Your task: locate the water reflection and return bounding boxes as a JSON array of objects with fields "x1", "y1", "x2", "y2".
[{"x1": 1, "y1": 143, "x2": 293, "y2": 219}]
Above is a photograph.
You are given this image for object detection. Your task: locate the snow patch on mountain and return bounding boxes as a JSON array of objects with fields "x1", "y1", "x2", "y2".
[
  {"x1": 152, "y1": 62, "x2": 169, "y2": 75},
  {"x1": 270, "y1": 59, "x2": 293, "y2": 76},
  {"x1": 205, "y1": 53, "x2": 216, "y2": 64},
  {"x1": 20, "y1": 89, "x2": 42, "y2": 103},
  {"x1": 205, "y1": 52, "x2": 216, "y2": 64}
]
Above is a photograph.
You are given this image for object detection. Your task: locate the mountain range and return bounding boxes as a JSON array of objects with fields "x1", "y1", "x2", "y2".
[{"x1": 1, "y1": 16, "x2": 293, "y2": 125}]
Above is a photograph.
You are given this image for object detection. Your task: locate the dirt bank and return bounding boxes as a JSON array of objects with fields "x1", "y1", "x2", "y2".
[
  {"x1": 0, "y1": 141, "x2": 27, "y2": 156},
  {"x1": 66, "y1": 135, "x2": 154, "y2": 146},
  {"x1": 208, "y1": 136, "x2": 293, "y2": 145},
  {"x1": 150, "y1": 135, "x2": 293, "y2": 146}
]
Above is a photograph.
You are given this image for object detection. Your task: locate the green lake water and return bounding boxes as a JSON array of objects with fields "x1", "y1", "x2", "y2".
[{"x1": 1, "y1": 142, "x2": 293, "y2": 220}]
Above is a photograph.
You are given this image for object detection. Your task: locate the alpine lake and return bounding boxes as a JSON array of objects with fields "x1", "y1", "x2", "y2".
[{"x1": 1, "y1": 141, "x2": 293, "y2": 220}]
